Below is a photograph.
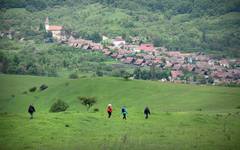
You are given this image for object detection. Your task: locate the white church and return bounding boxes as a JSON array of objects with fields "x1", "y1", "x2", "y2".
[{"x1": 45, "y1": 17, "x2": 66, "y2": 41}]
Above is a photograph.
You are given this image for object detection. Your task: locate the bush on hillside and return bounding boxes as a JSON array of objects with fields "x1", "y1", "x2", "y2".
[
  {"x1": 93, "y1": 108, "x2": 99, "y2": 112},
  {"x1": 65, "y1": 82, "x2": 69, "y2": 86},
  {"x1": 49, "y1": 99, "x2": 69, "y2": 112},
  {"x1": 78, "y1": 96, "x2": 97, "y2": 111},
  {"x1": 22, "y1": 91, "x2": 28, "y2": 94},
  {"x1": 96, "y1": 70, "x2": 103, "y2": 76},
  {"x1": 123, "y1": 72, "x2": 132, "y2": 81},
  {"x1": 39, "y1": 84, "x2": 48, "y2": 91},
  {"x1": 29, "y1": 86, "x2": 37, "y2": 92},
  {"x1": 69, "y1": 73, "x2": 79, "y2": 79}
]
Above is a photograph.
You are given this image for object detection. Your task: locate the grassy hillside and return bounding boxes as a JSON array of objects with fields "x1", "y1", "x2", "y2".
[
  {"x1": 1, "y1": 74, "x2": 240, "y2": 113},
  {"x1": 0, "y1": 74, "x2": 240, "y2": 149}
]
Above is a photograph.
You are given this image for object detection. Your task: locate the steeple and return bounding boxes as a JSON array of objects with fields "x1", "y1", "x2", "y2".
[{"x1": 45, "y1": 17, "x2": 49, "y2": 31}]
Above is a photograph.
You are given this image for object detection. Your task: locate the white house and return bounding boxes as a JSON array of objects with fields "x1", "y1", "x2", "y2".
[{"x1": 112, "y1": 36, "x2": 126, "y2": 48}]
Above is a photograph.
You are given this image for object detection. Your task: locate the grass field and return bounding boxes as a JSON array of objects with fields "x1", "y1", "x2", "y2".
[{"x1": 0, "y1": 74, "x2": 240, "y2": 150}]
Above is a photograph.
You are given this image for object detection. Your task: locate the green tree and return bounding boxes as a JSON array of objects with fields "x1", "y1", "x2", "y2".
[{"x1": 78, "y1": 96, "x2": 97, "y2": 111}]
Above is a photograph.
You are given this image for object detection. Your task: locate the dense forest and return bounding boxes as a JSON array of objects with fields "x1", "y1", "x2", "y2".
[{"x1": 0, "y1": 0, "x2": 240, "y2": 56}]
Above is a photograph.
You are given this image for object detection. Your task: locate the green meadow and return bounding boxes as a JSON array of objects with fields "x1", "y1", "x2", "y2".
[{"x1": 0, "y1": 74, "x2": 240, "y2": 150}]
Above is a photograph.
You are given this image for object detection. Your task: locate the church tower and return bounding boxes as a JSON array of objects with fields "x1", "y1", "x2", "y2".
[{"x1": 45, "y1": 17, "x2": 49, "y2": 31}]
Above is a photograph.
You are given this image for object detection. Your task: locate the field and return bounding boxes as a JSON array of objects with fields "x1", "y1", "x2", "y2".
[{"x1": 0, "y1": 74, "x2": 240, "y2": 150}]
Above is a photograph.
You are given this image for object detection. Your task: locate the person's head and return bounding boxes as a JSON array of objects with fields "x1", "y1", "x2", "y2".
[{"x1": 108, "y1": 104, "x2": 112, "y2": 107}]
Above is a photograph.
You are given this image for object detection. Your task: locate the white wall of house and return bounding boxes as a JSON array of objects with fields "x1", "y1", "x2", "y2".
[{"x1": 113, "y1": 40, "x2": 126, "y2": 48}]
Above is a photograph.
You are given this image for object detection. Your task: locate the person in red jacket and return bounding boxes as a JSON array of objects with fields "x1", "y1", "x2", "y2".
[{"x1": 107, "y1": 104, "x2": 112, "y2": 118}]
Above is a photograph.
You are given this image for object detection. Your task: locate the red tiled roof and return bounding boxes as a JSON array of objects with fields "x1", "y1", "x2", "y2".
[
  {"x1": 134, "y1": 59, "x2": 144, "y2": 65},
  {"x1": 166, "y1": 51, "x2": 181, "y2": 57},
  {"x1": 48, "y1": 26, "x2": 63, "y2": 31},
  {"x1": 171, "y1": 71, "x2": 183, "y2": 79},
  {"x1": 138, "y1": 44, "x2": 155, "y2": 51}
]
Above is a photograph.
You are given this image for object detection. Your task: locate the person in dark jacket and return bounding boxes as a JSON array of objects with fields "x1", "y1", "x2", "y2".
[
  {"x1": 144, "y1": 106, "x2": 150, "y2": 119},
  {"x1": 121, "y1": 106, "x2": 128, "y2": 120},
  {"x1": 28, "y1": 104, "x2": 36, "y2": 119}
]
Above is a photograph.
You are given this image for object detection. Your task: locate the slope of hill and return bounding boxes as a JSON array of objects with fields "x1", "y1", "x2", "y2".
[
  {"x1": 0, "y1": 74, "x2": 240, "y2": 113},
  {"x1": 0, "y1": 74, "x2": 240, "y2": 150},
  {"x1": 0, "y1": 0, "x2": 240, "y2": 56}
]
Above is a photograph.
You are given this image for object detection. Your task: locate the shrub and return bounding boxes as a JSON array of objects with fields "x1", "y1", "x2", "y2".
[
  {"x1": 123, "y1": 72, "x2": 131, "y2": 81},
  {"x1": 196, "y1": 108, "x2": 202, "y2": 111},
  {"x1": 78, "y1": 96, "x2": 97, "y2": 111},
  {"x1": 49, "y1": 99, "x2": 69, "y2": 112},
  {"x1": 22, "y1": 91, "x2": 28, "y2": 94},
  {"x1": 96, "y1": 70, "x2": 103, "y2": 76},
  {"x1": 80, "y1": 75, "x2": 87, "y2": 78},
  {"x1": 65, "y1": 82, "x2": 69, "y2": 86},
  {"x1": 93, "y1": 108, "x2": 99, "y2": 112},
  {"x1": 236, "y1": 106, "x2": 240, "y2": 109},
  {"x1": 29, "y1": 86, "x2": 37, "y2": 92},
  {"x1": 39, "y1": 84, "x2": 48, "y2": 91},
  {"x1": 69, "y1": 73, "x2": 79, "y2": 79}
]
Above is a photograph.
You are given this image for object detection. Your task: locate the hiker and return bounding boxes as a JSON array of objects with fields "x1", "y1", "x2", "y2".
[
  {"x1": 121, "y1": 106, "x2": 128, "y2": 120},
  {"x1": 107, "y1": 104, "x2": 113, "y2": 118},
  {"x1": 144, "y1": 106, "x2": 151, "y2": 119},
  {"x1": 28, "y1": 104, "x2": 36, "y2": 119}
]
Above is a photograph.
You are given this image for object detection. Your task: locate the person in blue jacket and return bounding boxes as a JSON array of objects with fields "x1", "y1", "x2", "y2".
[{"x1": 121, "y1": 106, "x2": 128, "y2": 120}]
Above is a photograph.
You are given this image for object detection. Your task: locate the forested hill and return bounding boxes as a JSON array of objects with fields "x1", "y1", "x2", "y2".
[{"x1": 1, "y1": 0, "x2": 240, "y2": 57}]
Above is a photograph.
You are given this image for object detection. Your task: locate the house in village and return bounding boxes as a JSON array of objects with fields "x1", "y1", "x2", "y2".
[
  {"x1": 45, "y1": 17, "x2": 66, "y2": 41},
  {"x1": 112, "y1": 36, "x2": 126, "y2": 48},
  {"x1": 166, "y1": 51, "x2": 181, "y2": 57},
  {"x1": 137, "y1": 44, "x2": 155, "y2": 54},
  {"x1": 171, "y1": 70, "x2": 183, "y2": 80},
  {"x1": 121, "y1": 57, "x2": 134, "y2": 64},
  {"x1": 134, "y1": 59, "x2": 144, "y2": 66},
  {"x1": 102, "y1": 35, "x2": 109, "y2": 41},
  {"x1": 219, "y1": 59, "x2": 230, "y2": 68}
]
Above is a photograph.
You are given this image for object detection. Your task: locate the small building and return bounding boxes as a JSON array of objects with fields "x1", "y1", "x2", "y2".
[
  {"x1": 219, "y1": 59, "x2": 230, "y2": 68},
  {"x1": 45, "y1": 17, "x2": 65, "y2": 41},
  {"x1": 171, "y1": 71, "x2": 183, "y2": 79},
  {"x1": 137, "y1": 44, "x2": 155, "y2": 53},
  {"x1": 122, "y1": 57, "x2": 134, "y2": 64},
  {"x1": 112, "y1": 36, "x2": 126, "y2": 48},
  {"x1": 134, "y1": 59, "x2": 144, "y2": 66}
]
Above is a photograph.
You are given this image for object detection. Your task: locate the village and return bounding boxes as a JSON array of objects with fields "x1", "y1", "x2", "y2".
[
  {"x1": 42, "y1": 17, "x2": 240, "y2": 85},
  {"x1": 2, "y1": 17, "x2": 238, "y2": 85}
]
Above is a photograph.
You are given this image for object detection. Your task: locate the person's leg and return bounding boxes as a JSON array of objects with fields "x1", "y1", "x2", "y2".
[
  {"x1": 123, "y1": 114, "x2": 126, "y2": 119},
  {"x1": 108, "y1": 112, "x2": 111, "y2": 118},
  {"x1": 146, "y1": 114, "x2": 148, "y2": 119},
  {"x1": 30, "y1": 113, "x2": 33, "y2": 119}
]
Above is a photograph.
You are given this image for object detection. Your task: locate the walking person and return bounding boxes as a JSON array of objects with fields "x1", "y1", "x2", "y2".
[
  {"x1": 28, "y1": 104, "x2": 36, "y2": 119},
  {"x1": 107, "y1": 104, "x2": 112, "y2": 118},
  {"x1": 144, "y1": 106, "x2": 151, "y2": 119},
  {"x1": 121, "y1": 106, "x2": 128, "y2": 120}
]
